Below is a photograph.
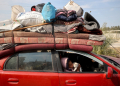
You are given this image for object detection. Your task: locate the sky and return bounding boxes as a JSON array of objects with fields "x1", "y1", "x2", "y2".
[{"x1": 0, "y1": 0, "x2": 120, "y2": 28}]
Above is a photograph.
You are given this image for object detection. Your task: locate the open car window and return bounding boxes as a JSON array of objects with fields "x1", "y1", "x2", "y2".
[{"x1": 58, "y1": 50, "x2": 106, "y2": 73}]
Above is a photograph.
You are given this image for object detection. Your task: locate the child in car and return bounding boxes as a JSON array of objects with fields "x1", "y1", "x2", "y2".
[{"x1": 61, "y1": 57, "x2": 82, "y2": 72}]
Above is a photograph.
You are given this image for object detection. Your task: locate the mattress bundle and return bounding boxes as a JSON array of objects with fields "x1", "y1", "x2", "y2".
[
  {"x1": 0, "y1": 30, "x2": 105, "y2": 57},
  {"x1": 0, "y1": 1, "x2": 106, "y2": 57}
]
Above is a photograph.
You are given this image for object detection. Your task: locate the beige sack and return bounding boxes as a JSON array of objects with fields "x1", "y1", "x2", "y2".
[
  {"x1": 11, "y1": 5, "x2": 25, "y2": 21},
  {"x1": 64, "y1": 0, "x2": 83, "y2": 17}
]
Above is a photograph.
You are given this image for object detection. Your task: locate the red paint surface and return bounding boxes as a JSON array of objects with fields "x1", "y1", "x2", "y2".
[
  {"x1": 2, "y1": 71, "x2": 59, "y2": 86},
  {"x1": 107, "y1": 67, "x2": 113, "y2": 79},
  {"x1": 59, "y1": 73, "x2": 119, "y2": 86},
  {"x1": 0, "y1": 47, "x2": 120, "y2": 86},
  {"x1": 89, "y1": 52, "x2": 120, "y2": 86}
]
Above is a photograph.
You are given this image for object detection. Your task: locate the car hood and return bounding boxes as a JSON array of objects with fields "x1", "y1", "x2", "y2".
[{"x1": 101, "y1": 55, "x2": 120, "y2": 65}]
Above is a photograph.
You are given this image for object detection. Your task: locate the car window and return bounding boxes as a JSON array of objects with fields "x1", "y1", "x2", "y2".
[
  {"x1": 5, "y1": 54, "x2": 18, "y2": 69},
  {"x1": 19, "y1": 52, "x2": 52, "y2": 70},
  {"x1": 59, "y1": 50, "x2": 106, "y2": 73},
  {"x1": 5, "y1": 50, "x2": 53, "y2": 71}
]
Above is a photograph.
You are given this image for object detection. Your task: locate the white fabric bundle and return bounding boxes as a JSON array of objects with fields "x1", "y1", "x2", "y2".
[
  {"x1": 73, "y1": 62, "x2": 82, "y2": 72},
  {"x1": 16, "y1": 11, "x2": 44, "y2": 27}
]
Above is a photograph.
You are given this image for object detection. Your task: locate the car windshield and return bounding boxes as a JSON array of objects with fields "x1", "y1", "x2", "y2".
[
  {"x1": 93, "y1": 53, "x2": 120, "y2": 68},
  {"x1": 100, "y1": 55, "x2": 120, "y2": 68}
]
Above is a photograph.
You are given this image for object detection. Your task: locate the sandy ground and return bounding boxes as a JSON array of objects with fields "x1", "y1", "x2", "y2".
[
  {"x1": 111, "y1": 39, "x2": 120, "y2": 48},
  {"x1": 104, "y1": 33, "x2": 120, "y2": 51},
  {"x1": 109, "y1": 42, "x2": 120, "y2": 58}
]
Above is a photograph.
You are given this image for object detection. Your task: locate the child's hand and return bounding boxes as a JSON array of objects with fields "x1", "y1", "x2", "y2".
[{"x1": 76, "y1": 64, "x2": 81, "y2": 72}]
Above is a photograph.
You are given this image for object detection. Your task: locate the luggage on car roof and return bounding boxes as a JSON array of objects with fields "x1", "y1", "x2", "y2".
[
  {"x1": 36, "y1": 3, "x2": 45, "y2": 12},
  {"x1": 11, "y1": 5, "x2": 25, "y2": 21},
  {"x1": 42, "y1": 2, "x2": 56, "y2": 22},
  {"x1": 64, "y1": 0, "x2": 83, "y2": 17},
  {"x1": 0, "y1": 1, "x2": 105, "y2": 54},
  {"x1": 84, "y1": 12, "x2": 100, "y2": 30}
]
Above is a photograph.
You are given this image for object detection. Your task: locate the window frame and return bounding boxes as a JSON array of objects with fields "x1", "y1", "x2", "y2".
[
  {"x1": 56, "y1": 50, "x2": 108, "y2": 73},
  {"x1": 3, "y1": 50, "x2": 57, "y2": 72},
  {"x1": 4, "y1": 53, "x2": 19, "y2": 71}
]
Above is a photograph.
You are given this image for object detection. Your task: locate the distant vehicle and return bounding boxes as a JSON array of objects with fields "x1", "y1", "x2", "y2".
[{"x1": 0, "y1": 44, "x2": 120, "y2": 86}]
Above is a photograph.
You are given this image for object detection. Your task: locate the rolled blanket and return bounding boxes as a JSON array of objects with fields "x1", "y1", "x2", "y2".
[
  {"x1": 68, "y1": 34, "x2": 106, "y2": 41},
  {"x1": 54, "y1": 18, "x2": 83, "y2": 25},
  {"x1": 25, "y1": 26, "x2": 47, "y2": 33},
  {"x1": 24, "y1": 22, "x2": 82, "y2": 34},
  {"x1": 56, "y1": 14, "x2": 77, "y2": 22},
  {"x1": 56, "y1": 9, "x2": 67, "y2": 15},
  {"x1": 77, "y1": 26, "x2": 102, "y2": 35},
  {"x1": 25, "y1": 24, "x2": 52, "y2": 33},
  {"x1": 29, "y1": 22, "x2": 81, "y2": 33},
  {"x1": 89, "y1": 34, "x2": 106, "y2": 41},
  {"x1": 0, "y1": 43, "x2": 15, "y2": 50},
  {"x1": 67, "y1": 10, "x2": 76, "y2": 17},
  {"x1": 55, "y1": 12, "x2": 67, "y2": 18},
  {"x1": 54, "y1": 22, "x2": 81, "y2": 33},
  {"x1": 84, "y1": 20, "x2": 98, "y2": 30},
  {"x1": 84, "y1": 12, "x2": 100, "y2": 29},
  {"x1": 56, "y1": 9, "x2": 76, "y2": 17}
]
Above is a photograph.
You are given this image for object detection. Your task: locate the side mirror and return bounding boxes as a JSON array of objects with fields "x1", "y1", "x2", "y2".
[{"x1": 106, "y1": 66, "x2": 113, "y2": 79}]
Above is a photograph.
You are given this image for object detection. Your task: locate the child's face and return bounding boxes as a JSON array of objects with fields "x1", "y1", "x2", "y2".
[{"x1": 68, "y1": 60, "x2": 74, "y2": 68}]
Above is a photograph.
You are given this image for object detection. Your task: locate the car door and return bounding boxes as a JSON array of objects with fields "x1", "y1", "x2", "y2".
[
  {"x1": 57, "y1": 50, "x2": 119, "y2": 86},
  {"x1": 2, "y1": 50, "x2": 59, "y2": 86}
]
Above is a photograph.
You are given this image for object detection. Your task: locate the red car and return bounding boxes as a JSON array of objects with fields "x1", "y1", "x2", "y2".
[{"x1": 0, "y1": 45, "x2": 120, "y2": 86}]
